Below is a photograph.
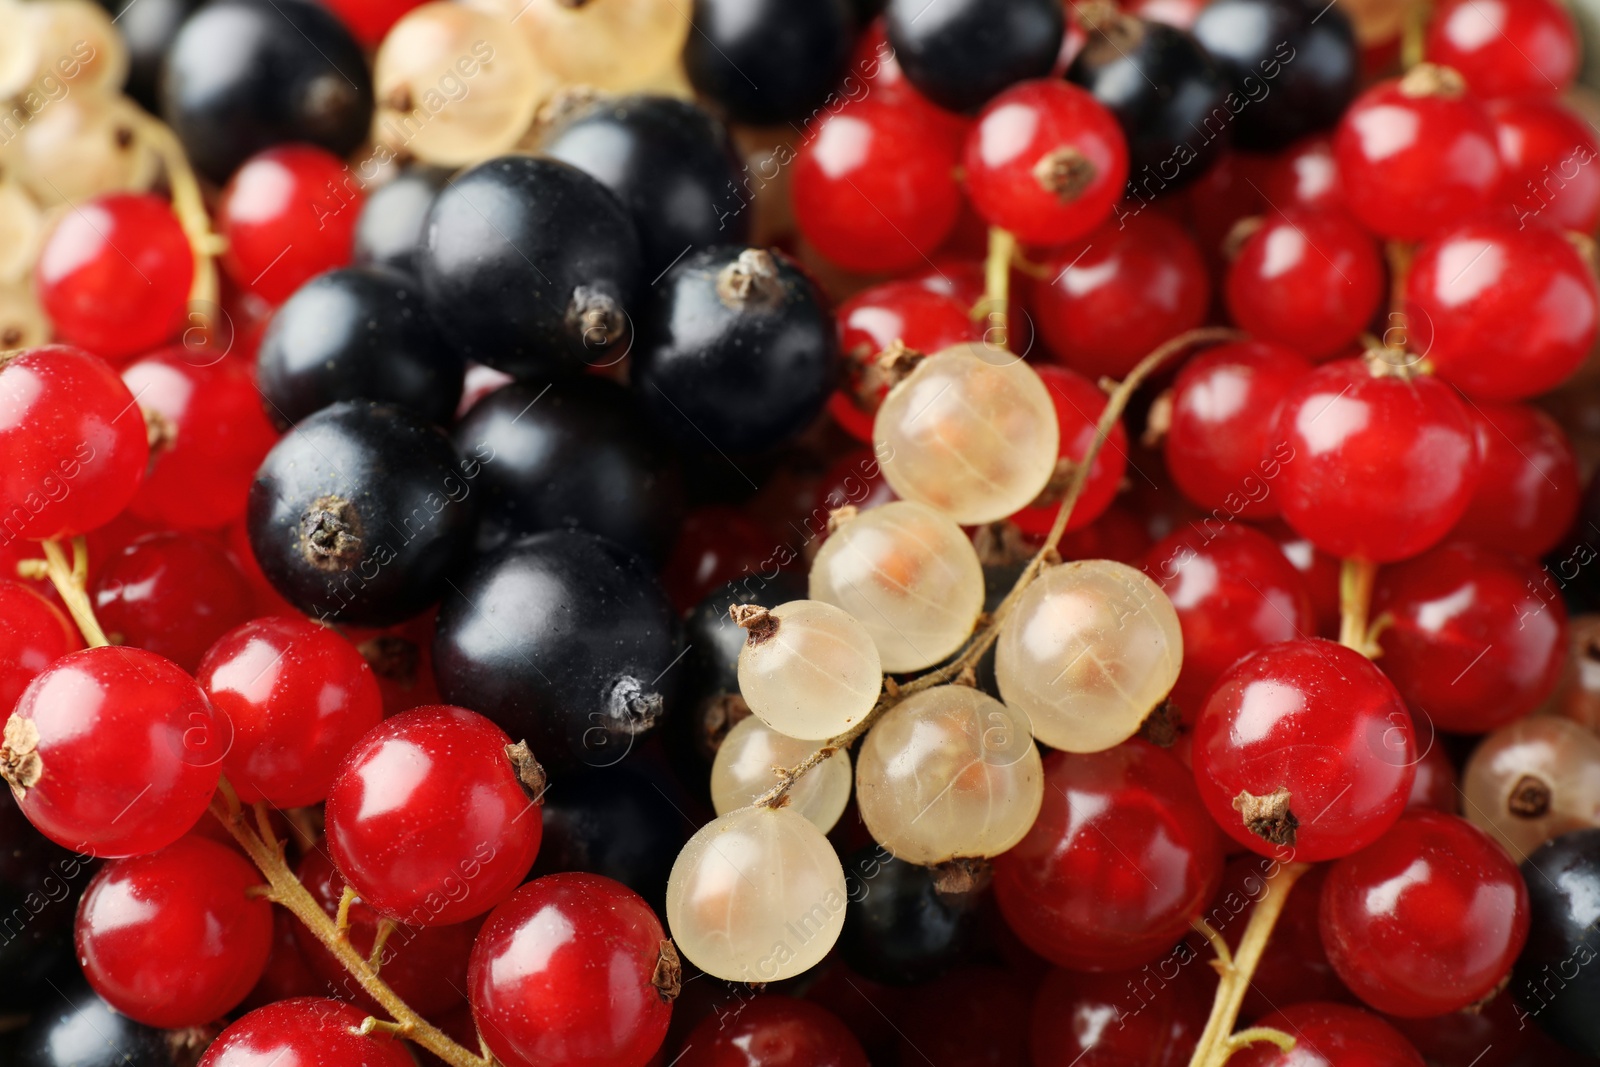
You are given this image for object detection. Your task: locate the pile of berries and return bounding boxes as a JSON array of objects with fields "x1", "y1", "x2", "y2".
[{"x1": 4, "y1": 0, "x2": 1600, "y2": 1064}]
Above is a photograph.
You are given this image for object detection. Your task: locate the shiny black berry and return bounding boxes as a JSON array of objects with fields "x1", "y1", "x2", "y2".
[
  {"x1": 352, "y1": 164, "x2": 451, "y2": 277},
  {"x1": 10, "y1": 978, "x2": 180, "y2": 1067},
  {"x1": 684, "y1": 0, "x2": 857, "y2": 125},
  {"x1": 886, "y1": 0, "x2": 1065, "y2": 113},
  {"x1": 113, "y1": 0, "x2": 202, "y2": 114},
  {"x1": 1514, "y1": 828, "x2": 1600, "y2": 1056},
  {"x1": 529, "y1": 766, "x2": 687, "y2": 913},
  {"x1": 257, "y1": 267, "x2": 464, "y2": 429},
  {"x1": 0, "y1": 803, "x2": 92, "y2": 1013},
  {"x1": 840, "y1": 846, "x2": 985, "y2": 985},
  {"x1": 419, "y1": 156, "x2": 642, "y2": 378},
  {"x1": 246, "y1": 400, "x2": 478, "y2": 627}
]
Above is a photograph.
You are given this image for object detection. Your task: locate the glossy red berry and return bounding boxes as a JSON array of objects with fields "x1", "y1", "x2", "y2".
[
  {"x1": 1031, "y1": 211, "x2": 1210, "y2": 380},
  {"x1": 35, "y1": 194, "x2": 193, "y2": 360},
  {"x1": 1163, "y1": 341, "x2": 1311, "y2": 521},
  {"x1": 93, "y1": 532, "x2": 255, "y2": 673},
  {"x1": 1372, "y1": 543, "x2": 1566, "y2": 733},
  {"x1": 241, "y1": 908, "x2": 323, "y2": 1011},
  {"x1": 220, "y1": 144, "x2": 361, "y2": 305},
  {"x1": 851, "y1": 18, "x2": 972, "y2": 146},
  {"x1": 1320, "y1": 810, "x2": 1529, "y2": 1017},
  {"x1": 0, "y1": 345, "x2": 150, "y2": 541},
  {"x1": 469, "y1": 874, "x2": 672, "y2": 1067},
  {"x1": 76, "y1": 834, "x2": 273, "y2": 1027},
  {"x1": 963, "y1": 79, "x2": 1128, "y2": 246},
  {"x1": 1225, "y1": 209, "x2": 1385, "y2": 360},
  {"x1": 1333, "y1": 72, "x2": 1503, "y2": 241},
  {"x1": 1491, "y1": 97, "x2": 1600, "y2": 232},
  {"x1": 793, "y1": 96, "x2": 963, "y2": 274},
  {"x1": 321, "y1": 0, "x2": 425, "y2": 46},
  {"x1": 324, "y1": 704, "x2": 542, "y2": 926},
  {"x1": 1012, "y1": 364, "x2": 1128, "y2": 537},
  {"x1": 1030, "y1": 954, "x2": 1213, "y2": 1067},
  {"x1": 1405, "y1": 221, "x2": 1599, "y2": 401},
  {"x1": 1406, "y1": 741, "x2": 1459, "y2": 814},
  {"x1": 1272, "y1": 359, "x2": 1480, "y2": 562},
  {"x1": 1260, "y1": 136, "x2": 1345, "y2": 213},
  {"x1": 1232, "y1": 1003, "x2": 1425, "y2": 1067},
  {"x1": 0, "y1": 581, "x2": 78, "y2": 716},
  {"x1": 663, "y1": 506, "x2": 778, "y2": 612},
  {"x1": 1193, "y1": 639, "x2": 1417, "y2": 862},
  {"x1": 1205, "y1": 860, "x2": 1352, "y2": 1019},
  {"x1": 1265, "y1": 521, "x2": 1343, "y2": 638},
  {"x1": 1145, "y1": 523, "x2": 1316, "y2": 721},
  {"x1": 197, "y1": 616, "x2": 384, "y2": 807},
  {"x1": 676, "y1": 994, "x2": 869, "y2": 1067},
  {"x1": 1450, "y1": 401, "x2": 1579, "y2": 557},
  {"x1": 123, "y1": 349, "x2": 279, "y2": 530},
  {"x1": 3, "y1": 646, "x2": 223, "y2": 857},
  {"x1": 1425, "y1": 0, "x2": 1578, "y2": 100},
  {"x1": 994, "y1": 740, "x2": 1225, "y2": 971},
  {"x1": 199, "y1": 997, "x2": 417, "y2": 1067}
]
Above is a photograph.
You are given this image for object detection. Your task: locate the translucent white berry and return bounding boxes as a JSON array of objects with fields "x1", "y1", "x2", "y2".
[
  {"x1": 710, "y1": 715, "x2": 851, "y2": 832},
  {"x1": 735, "y1": 600, "x2": 882, "y2": 741}
]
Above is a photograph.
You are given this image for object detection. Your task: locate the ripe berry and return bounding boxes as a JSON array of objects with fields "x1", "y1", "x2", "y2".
[
  {"x1": 1260, "y1": 135, "x2": 1345, "y2": 212},
  {"x1": 683, "y1": 0, "x2": 854, "y2": 125},
  {"x1": 1010, "y1": 364, "x2": 1128, "y2": 537},
  {"x1": 1425, "y1": 0, "x2": 1578, "y2": 100},
  {"x1": 0, "y1": 581, "x2": 78, "y2": 716},
  {"x1": 352, "y1": 163, "x2": 449, "y2": 277},
  {"x1": 1513, "y1": 828, "x2": 1600, "y2": 1056},
  {"x1": 198, "y1": 997, "x2": 416, "y2": 1067},
  {"x1": 35, "y1": 195, "x2": 191, "y2": 361},
  {"x1": 1031, "y1": 954, "x2": 1212, "y2": 1067},
  {"x1": 197, "y1": 616, "x2": 383, "y2": 807},
  {"x1": 1230, "y1": 1003, "x2": 1425, "y2": 1067},
  {"x1": 321, "y1": 0, "x2": 423, "y2": 45},
  {"x1": 838, "y1": 845, "x2": 984, "y2": 986},
  {"x1": 1271, "y1": 359, "x2": 1480, "y2": 562},
  {"x1": 962, "y1": 79, "x2": 1128, "y2": 246},
  {"x1": 469, "y1": 873, "x2": 674, "y2": 1067},
  {"x1": 675, "y1": 995, "x2": 869, "y2": 1067},
  {"x1": 531, "y1": 767, "x2": 686, "y2": 911},
  {"x1": 4, "y1": 646, "x2": 223, "y2": 857},
  {"x1": 1207, "y1": 859, "x2": 1352, "y2": 1016},
  {"x1": 1462, "y1": 715, "x2": 1600, "y2": 858},
  {"x1": 1450, "y1": 401, "x2": 1580, "y2": 557},
  {"x1": 1193, "y1": 639, "x2": 1416, "y2": 862},
  {"x1": 885, "y1": 0, "x2": 1065, "y2": 113},
  {"x1": 1321, "y1": 811, "x2": 1529, "y2": 1017},
  {"x1": 1491, "y1": 96, "x2": 1600, "y2": 232},
  {"x1": 324, "y1": 704, "x2": 543, "y2": 926},
  {"x1": 75, "y1": 835, "x2": 273, "y2": 1027},
  {"x1": 92, "y1": 532, "x2": 254, "y2": 673},
  {"x1": 219, "y1": 144, "x2": 361, "y2": 306},
  {"x1": 9, "y1": 978, "x2": 179, "y2": 1067},
  {"x1": 1404, "y1": 221, "x2": 1599, "y2": 401}
]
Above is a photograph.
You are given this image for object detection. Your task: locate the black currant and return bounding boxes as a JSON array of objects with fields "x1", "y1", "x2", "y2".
[
  {"x1": 257, "y1": 267, "x2": 464, "y2": 429},
  {"x1": 632, "y1": 247, "x2": 838, "y2": 454},
  {"x1": 433, "y1": 530, "x2": 681, "y2": 773},
  {"x1": 684, "y1": 0, "x2": 857, "y2": 125},
  {"x1": 10, "y1": 978, "x2": 179, "y2": 1067},
  {"x1": 1514, "y1": 828, "x2": 1600, "y2": 1056},
  {"x1": 1191, "y1": 0, "x2": 1359, "y2": 151},
  {"x1": 1067, "y1": 11, "x2": 1231, "y2": 196},
  {"x1": 352, "y1": 164, "x2": 452, "y2": 277},
  {"x1": 246, "y1": 400, "x2": 478, "y2": 627},
  {"x1": 453, "y1": 376, "x2": 685, "y2": 564},
  {"x1": 158, "y1": 0, "x2": 373, "y2": 183},
  {"x1": 839, "y1": 846, "x2": 985, "y2": 985},
  {"x1": 419, "y1": 156, "x2": 642, "y2": 378},
  {"x1": 0, "y1": 803, "x2": 92, "y2": 1013},
  {"x1": 112, "y1": 0, "x2": 202, "y2": 115},
  {"x1": 529, "y1": 766, "x2": 687, "y2": 914},
  {"x1": 540, "y1": 94, "x2": 751, "y2": 278},
  {"x1": 885, "y1": 0, "x2": 1065, "y2": 113}
]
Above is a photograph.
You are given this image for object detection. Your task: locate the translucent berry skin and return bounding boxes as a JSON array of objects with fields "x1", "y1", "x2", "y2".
[
  {"x1": 1321, "y1": 811, "x2": 1529, "y2": 1017},
  {"x1": 1193, "y1": 639, "x2": 1416, "y2": 862},
  {"x1": 197, "y1": 616, "x2": 384, "y2": 807},
  {"x1": 1231, "y1": 1003, "x2": 1425, "y2": 1067},
  {"x1": 793, "y1": 97, "x2": 962, "y2": 274},
  {"x1": 1164, "y1": 340, "x2": 1310, "y2": 520},
  {"x1": 1031, "y1": 211, "x2": 1210, "y2": 381},
  {"x1": 92, "y1": 533, "x2": 255, "y2": 673},
  {"x1": 1491, "y1": 97, "x2": 1600, "y2": 233},
  {"x1": 219, "y1": 144, "x2": 361, "y2": 305},
  {"x1": 35, "y1": 194, "x2": 193, "y2": 359},
  {"x1": 1425, "y1": 0, "x2": 1577, "y2": 100},
  {"x1": 1011, "y1": 364, "x2": 1128, "y2": 537},
  {"x1": 1030, "y1": 955, "x2": 1213, "y2": 1067},
  {"x1": 1450, "y1": 402, "x2": 1579, "y2": 557},
  {"x1": 1271, "y1": 360, "x2": 1479, "y2": 562},
  {"x1": 1145, "y1": 523, "x2": 1316, "y2": 722},
  {"x1": 0, "y1": 581, "x2": 79, "y2": 717},
  {"x1": 469, "y1": 873, "x2": 672, "y2": 1067},
  {"x1": 1332, "y1": 75, "x2": 1503, "y2": 241},
  {"x1": 0, "y1": 345, "x2": 149, "y2": 540},
  {"x1": 122, "y1": 349, "x2": 279, "y2": 530},
  {"x1": 994, "y1": 740, "x2": 1225, "y2": 971},
  {"x1": 75, "y1": 835, "x2": 272, "y2": 1027},
  {"x1": 199, "y1": 997, "x2": 416, "y2": 1067},
  {"x1": 1376, "y1": 544, "x2": 1565, "y2": 733},
  {"x1": 324, "y1": 705, "x2": 541, "y2": 926},
  {"x1": 5, "y1": 646, "x2": 223, "y2": 857},
  {"x1": 1404, "y1": 221, "x2": 1599, "y2": 401},
  {"x1": 962, "y1": 79, "x2": 1128, "y2": 246},
  {"x1": 678, "y1": 995, "x2": 869, "y2": 1067},
  {"x1": 1225, "y1": 209, "x2": 1384, "y2": 360},
  {"x1": 1260, "y1": 135, "x2": 1345, "y2": 213}
]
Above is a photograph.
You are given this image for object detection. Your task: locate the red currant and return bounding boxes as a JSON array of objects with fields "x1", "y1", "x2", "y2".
[
  {"x1": 35, "y1": 194, "x2": 193, "y2": 361},
  {"x1": 963, "y1": 79, "x2": 1128, "y2": 246},
  {"x1": 219, "y1": 144, "x2": 361, "y2": 306},
  {"x1": 199, "y1": 997, "x2": 417, "y2": 1067},
  {"x1": 1231, "y1": 1002, "x2": 1425, "y2": 1067},
  {"x1": 1260, "y1": 136, "x2": 1345, "y2": 213},
  {"x1": 1333, "y1": 69, "x2": 1503, "y2": 241},
  {"x1": 1225, "y1": 209, "x2": 1385, "y2": 360},
  {"x1": 1404, "y1": 220, "x2": 1599, "y2": 401},
  {"x1": 663, "y1": 506, "x2": 779, "y2": 612},
  {"x1": 1425, "y1": 0, "x2": 1578, "y2": 99},
  {"x1": 92, "y1": 532, "x2": 255, "y2": 672},
  {"x1": 1193, "y1": 639, "x2": 1416, "y2": 862},
  {"x1": 1265, "y1": 521, "x2": 1345, "y2": 639},
  {"x1": 469, "y1": 872, "x2": 673, "y2": 1067},
  {"x1": 324, "y1": 704, "x2": 542, "y2": 926},
  {"x1": 1406, "y1": 741, "x2": 1459, "y2": 814},
  {"x1": 1320, "y1": 810, "x2": 1529, "y2": 1017},
  {"x1": 1057, "y1": 501, "x2": 1152, "y2": 565},
  {"x1": 675, "y1": 994, "x2": 869, "y2": 1067},
  {"x1": 197, "y1": 616, "x2": 384, "y2": 807},
  {"x1": 241, "y1": 907, "x2": 324, "y2": 1011},
  {"x1": 1451, "y1": 400, "x2": 1580, "y2": 558},
  {"x1": 1272, "y1": 359, "x2": 1480, "y2": 562},
  {"x1": 75, "y1": 833, "x2": 273, "y2": 1027},
  {"x1": 1031, "y1": 955, "x2": 1212, "y2": 1067},
  {"x1": 4, "y1": 646, "x2": 223, "y2": 857},
  {"x1": 1491, "y1": 96, "x2": 1600, "y2": 232},
  {"x1": 893, "y1": 966, "x2": 1032, "y2": 1067},
  {"x1": 994, "y1": 740, "x2": 1225, "y2": 971},
  {"x1": 321, "y1": 0, "x2": 426, "y2": 46},
  {"x1": 850, "y1": 18, "x2": 971, "y2": 146},
  {"x1": 1012, "y1": 364, "x2": 1128, "y2": 537},
  {"x1": 0, "y1": 580, "x2": 78, "y2": 716},
  {"x1": 0, "y1": 345, "x2": 150, "y2": 541},
  {"x1": 1031, "y1": 211, "x2": 1210, "y2": 380}
]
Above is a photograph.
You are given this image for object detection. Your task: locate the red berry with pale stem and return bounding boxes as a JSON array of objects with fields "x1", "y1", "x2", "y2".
[
  {"x1": 1230, "y1": 1002, "x2": 1425, "y2": 1067},
  {"x1": 1011, "y1": 364, "x2": 1128, "y2": 537},
  {"x1": 199, "y1": 997, "x2": 417, "y2": 1067},
  {"x1": 92, "y1": 532, "x2": 255, "y2": 673}
]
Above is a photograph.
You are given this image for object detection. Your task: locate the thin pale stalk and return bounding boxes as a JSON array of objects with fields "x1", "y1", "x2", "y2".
[
  {"x1": 1338, "y1": 557, "x2": 1378, "y2": 653},
  {"x1": 39, "y1": 538, "x2": 109, "y2": 647}
]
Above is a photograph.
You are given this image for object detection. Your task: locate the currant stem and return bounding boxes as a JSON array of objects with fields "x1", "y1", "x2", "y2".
[
  {"x1": 1338, "y1": 558, "x2": 1379, "y2": 654},
  {"x1": 134, "y1": 112, "x2": 226, "y2": 341},
  {"x1": 975, "y1": 226, "x2": 1017, "y2": 348},
  {"x1": 1223, "y1": 1028, "x2": 1299, "y2": 1056},
  {"x1": 38, "y1": 538, "x2": 110, "y2": 648}
]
